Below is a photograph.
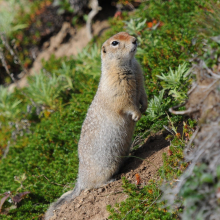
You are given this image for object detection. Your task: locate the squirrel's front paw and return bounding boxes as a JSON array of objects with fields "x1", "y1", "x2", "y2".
[{"x1": 132, "y1": 111, "x2": 142, "y2": 121}]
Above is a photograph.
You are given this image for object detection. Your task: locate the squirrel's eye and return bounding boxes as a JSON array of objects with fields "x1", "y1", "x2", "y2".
[{"x1": 111, "y1": 41, "x2": 119, "y2": 46}]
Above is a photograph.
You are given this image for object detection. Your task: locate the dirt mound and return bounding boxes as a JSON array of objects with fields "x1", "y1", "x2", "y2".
[{"x1": 47, "y1": 132, "x2": 169, "y2": 220}]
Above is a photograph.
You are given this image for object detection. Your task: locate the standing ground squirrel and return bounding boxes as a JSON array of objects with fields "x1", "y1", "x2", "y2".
[{"x1": 45, "y1": 32, "x2": 147, "y2": 220}]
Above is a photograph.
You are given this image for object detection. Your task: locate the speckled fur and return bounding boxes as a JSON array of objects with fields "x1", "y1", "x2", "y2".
[{"x1": 45, "y1": 32, "x2": 147, "y2": 220}]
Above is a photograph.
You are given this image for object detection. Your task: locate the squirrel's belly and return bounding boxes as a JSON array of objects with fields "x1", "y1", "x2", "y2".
[
  {"x1": 78, "y1": 112, "x2": 135, "y2": 164},
  {"x1": 78, "y1": 114, "x2": 135, "y2": 187}
]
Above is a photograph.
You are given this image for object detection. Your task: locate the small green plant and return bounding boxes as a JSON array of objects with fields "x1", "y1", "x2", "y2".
[
  {"x1": 146, "y1": 90, "x2": 168, "y2": 120},
  {"x1": 0, "y1": 0, "x2": 28, "y2": 35},
  {"x1": 53, "y1": 61, "x2": 75, "y2": 90},
  {"x1": 157, "y1": 63, "x2": 190, "y2": 102},
  {"x1": 53, "y1": 0, "x2": 74, "y2": 14},
  {"x1": 179, "y1": 164, "x2": 215, "y2": 219},
  {"x1": 124, "y1": 18, "x2": 147, "y2": 35},
  {"x1": 76, "y1": 44, "x2": 101, "y2": 77},
  {"x1": 124, "y1": 18, "x2": 147, "y2": 43},
  {"x1": 77, "y1": 44, "x2": 100, "y2": 60},
  {"x1": 0, "y1": 86, "x2": 22, "y2": 119},
  {"x1": 160, "y1": 120, "x2": 195, "y2": 181},
  {"x1": 24, "y1": 71, "x2": 68, "y2": 109},
  {"x1": 157, "y1": 63, "x2": 190, "y2": 89}
]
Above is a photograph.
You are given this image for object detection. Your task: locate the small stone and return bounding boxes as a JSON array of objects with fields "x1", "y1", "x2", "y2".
[
  {"x1": 75, "y1": 203, "x2": 81, "y2": 208},
  {"x1": 43, "y1": 41, "x2": 50, "y2": 48},
  {"x1": 84, "y1": 189, "x2": 90, "y2": 195},
  {"x1": 79, "y1": 199, "x2": 83, "y2": 204},
  {"x1": 98, "y1": 188, "x2": 104, "y2": 193}
]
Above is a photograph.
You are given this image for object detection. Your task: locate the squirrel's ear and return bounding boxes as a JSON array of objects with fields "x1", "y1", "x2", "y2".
[{"x1": 102, "y1": 46, "x2": 106, "y2": 53}]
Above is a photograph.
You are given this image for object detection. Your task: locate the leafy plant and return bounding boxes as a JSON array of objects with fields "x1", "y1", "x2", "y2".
[
  {"x1": 24, "y1": 71, "x2": 67, "y2": 109},
  {"x1": 157, "y1": 63, "x2": 191, "y2": 102},
  {"x1": 76, "y1": 44, "x2": 101, "y2": 77},
  {"x1": 0, "y1": 0, "x2": 28, "y2": 35},
  {"x1": 146, "y1": 90, "x2": 167, "y2": 120},
  {"x1": 124, "y1": 18, "x2": 147, "y2": 43},
  {"x1": 77, "y1": 44, "x2": 99, "y2": 60},
  {"x1": 157, "y1": 63, "x2": 190, "y2": 89},
  {"x1": 124, "y1": 18, "x2": 147, "y2": 35},
  {"x1": 179, "y1": 164, "x2": 216, "y2": 219},
  {"x1": 0, "y1": 86, "x2": 22, "y2": 119},
  {"x1": 53, "y1": 0, "x2": 74, "y2": 14}
]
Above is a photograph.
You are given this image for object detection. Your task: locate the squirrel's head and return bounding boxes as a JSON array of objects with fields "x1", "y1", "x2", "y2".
[{"x1": 101, "y1": 32, "x2": 137, "y2": 67}]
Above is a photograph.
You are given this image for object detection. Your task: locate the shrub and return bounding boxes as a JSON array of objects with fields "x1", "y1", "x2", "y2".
[
  {"x1": 0, "y1": 0, "x2": 28, "y2": 35},
  {"x1": 157, "y1": 63, "x2": 191, "y2": 103},
  {"x1": 146, "y1": 90, "x2": 167, "y2": 120},
  {"x1": 24, "y1": 71, "x2": 65, "y2": 109}
]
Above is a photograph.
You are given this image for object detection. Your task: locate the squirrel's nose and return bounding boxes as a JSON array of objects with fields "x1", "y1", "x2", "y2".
[{"x1": 132, "y1": 39, "x2": 137, "y2": 45}]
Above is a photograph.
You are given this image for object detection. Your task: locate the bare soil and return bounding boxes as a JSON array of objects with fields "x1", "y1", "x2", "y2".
[{"x1": 48, "y1": 131, "x2": 170, "y2": 220}]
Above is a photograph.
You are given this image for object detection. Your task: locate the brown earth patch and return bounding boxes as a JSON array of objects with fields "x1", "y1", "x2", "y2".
[{"x1": 48, "y1": 131, "x2": 170, "y2": 220}]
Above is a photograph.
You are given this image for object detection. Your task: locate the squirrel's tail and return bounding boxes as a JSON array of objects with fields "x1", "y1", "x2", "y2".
[{"x1": 45, "y1": 182, "x2": 81, "y2": 220}]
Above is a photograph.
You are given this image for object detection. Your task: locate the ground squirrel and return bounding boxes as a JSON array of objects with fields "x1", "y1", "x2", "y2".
[{"x1": 45, "y1": 32, "x2": 147, "y2": 220}]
